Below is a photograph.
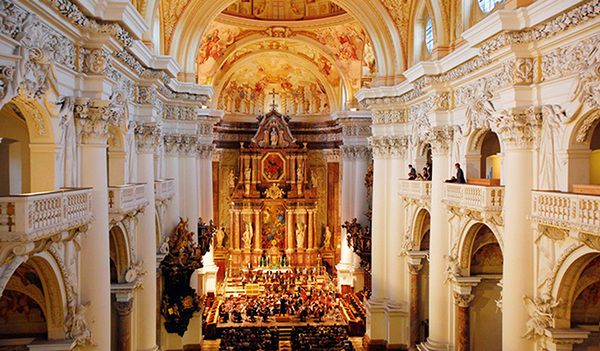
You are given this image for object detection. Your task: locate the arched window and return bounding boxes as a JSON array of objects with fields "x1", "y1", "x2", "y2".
[
  {"x1": 478, "y1": 0, "x2": 504, "y2": 13},
  {"x1": 425, "y1": 17, "x2": 433, "y2": 52}
]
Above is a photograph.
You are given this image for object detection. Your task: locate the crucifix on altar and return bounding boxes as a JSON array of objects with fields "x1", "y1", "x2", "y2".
[{"x1": 268, "y1": 89, "x2": 279, "y2": 112}]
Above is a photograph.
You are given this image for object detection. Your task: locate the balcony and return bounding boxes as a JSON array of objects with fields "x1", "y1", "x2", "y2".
[
  {"x1": 108, "y1": 183, "x2": 148, "y2": 215},
  {"x1": 530, "y1": 191, "x2": 600, "y2": 233},
  {"x1": 154, "y1": 179, "x2": 175, "y2": 202},
  {"x1": 443, "y1": 183, "x2": 504, "y2": 213},
  {"x1": 398, "y1": 180, "x2": 432, "y2": 201},
  {"x1": 0, "y1": 188, "x2": 93, "y2": 241}
]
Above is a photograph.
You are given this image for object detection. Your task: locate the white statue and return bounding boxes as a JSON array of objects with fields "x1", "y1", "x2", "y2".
[
  {"x1": 58, "y1": 96, "x2": 77, "y2": 187},
  {"x1": 443, "y1": 254, "x2": 460, "y2": 283},
  {"x1": 125, "y1": 121, "x2": 137, "y2": 183},
  {"x1": 322, "y1": 226, "x2": 332, "y2": 249},
  {"x1": 216, "y1": 226, "x2": 225, "y2": 248},
  {"x1": 296, "y1": 222, "x2": 305, "y2": 248},
  {"x1": 227, "y1": 169, "x2": 236, "y2": 188},
  {"x1": 242, "y1": 222, "x2": 253, "y2": 249},
  {"x1": 522, "y1": 295, "x2": 561, "y2": 340},
  {"x1": 66, "y1": 302, "x2": 96, "y2": 347}
]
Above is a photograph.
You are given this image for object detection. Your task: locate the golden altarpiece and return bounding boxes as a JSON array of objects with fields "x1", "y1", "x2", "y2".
[{"x1": 213, "y1": 108, "x2": 336, "y2": 271}]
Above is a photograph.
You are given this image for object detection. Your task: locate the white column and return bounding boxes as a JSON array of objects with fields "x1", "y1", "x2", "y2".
[
  {"x1": 386, "y1": 150, "x2": 409, "y2": 348},
  {"x1": 134, "y1": 123, "x2": 159, "y2": 351},
  {"x1": 337, "y1": 147, "x2": 356, "y2": 291},
  {"x1": 197, "y1": 145, "x2": 218, "y2": 294},
  {"x1": 181, "y1": 136, "x2": 199, "y2": 238},
  {"x1": 164, "y1": 135, "x2": 181, "y2": 235},
  {"x1": 421, "y1": 131, "x2": 452, "y2": 350},
  {"x1": 366, "y1": 140, "x2": 389, "y2": 348},
  {"x1": 75, "y1": 100, "x2": 112, "y2": 351},
  {"x1": 500, "y1": 112, "x2": 536, "y2": 350}
]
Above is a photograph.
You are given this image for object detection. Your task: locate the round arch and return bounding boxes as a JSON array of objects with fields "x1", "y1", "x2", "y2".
[
  {"x1": 411, "y1": 207, "x2": 431, "y2": 250},
  {"x1": 408, "y1": 0, "x2": 448, "y2": 65},
  {"x1": 109, "y1": 223, "x2": 132, "y2": 283},
  {"x1": 167, "y1": 0, "x2": 404, "y2": 82},
  {"x1": 457, "y1": 221, "x2": 503, "y2": 275},
  {"x1": 213, "y1": 50, "x2": 342, "y2": 112}
]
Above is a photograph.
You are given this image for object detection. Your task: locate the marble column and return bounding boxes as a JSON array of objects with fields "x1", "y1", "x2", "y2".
[
  {"x1": 75, "y1": 99, "x2": 112, "y2": 351},
  {"x1": 454, "y1": 293, "x2": 474, "y2": 351},
  {"x1": 421, "y1": 129, "x2": 452, "y2": 350},
  {"x1": 113, "y1": 297, "x2": 134, "y2": 351},
  {"x1": 337, "y1": 146, "x2": 356, "y2": 291},
  {"x1": 408, "y1": 253, "x2": 425, "y2": 348},
  {"x1": 181, "y1": 135, "x2": 199, "y2": 239},
  {"x1": 498, "y1": 110, "x2": 537, "y2": 350},
  {"x1": 134, "y1": 123, "x2": 159, "y2": 351},
  {"x1": 286, "y1": 210, "x2": 294, "y2": 253}
]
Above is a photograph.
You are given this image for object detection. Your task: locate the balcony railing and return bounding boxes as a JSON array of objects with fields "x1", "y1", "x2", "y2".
[
  {"x1": 443, "y1": 183, "x2": 504, "y2": 212},
  {"x1": 531, "y1": 191, "x2": 600, "y2": 233},
  {"x1": 398, "y1": 180, "x2": 432, "y2": 200},
  {"x1": 0, "y1": 188, "x2": 93, "y2": 241},
  {"x1": 108, "y1": 184, "x2": 148, "y2": 215},
  {"x1": 155, "y1": 179, "x2": 175, "y2": 202}
]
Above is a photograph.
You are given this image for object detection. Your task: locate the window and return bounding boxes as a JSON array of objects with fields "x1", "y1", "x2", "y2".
[
  {"x1": 478, "y1": 0, "x2": 504, "y2": 13},
  {"x1": 425, "y1": 17, "x2": 433, "y2": 52}
]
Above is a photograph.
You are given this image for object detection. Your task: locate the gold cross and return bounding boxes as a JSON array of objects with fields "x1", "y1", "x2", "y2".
[{"x1": 268, "y1": 89, "x2": 279, "y2": 111}]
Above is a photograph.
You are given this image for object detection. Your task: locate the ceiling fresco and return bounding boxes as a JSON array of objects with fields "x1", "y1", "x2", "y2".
[{"x1": 216, "y1": 56, "x2": 331, "y2": 116}]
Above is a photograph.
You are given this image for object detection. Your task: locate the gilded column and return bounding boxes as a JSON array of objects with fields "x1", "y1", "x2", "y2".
[
  {"x1": 307, "y1": 210, "x2": 314, "y2": 250},
  {"x1": 228, "y1": 209, "x2": 235, "y2": 250},
  {"x1": 75, "y1": 99, "x2": 112, "y2": 350},
  {"x1": 286, "y1": 210, "x2": 294, "y2": 253},
  {"x1": 233, "y1": 210, "x2": 241, "y2": 251},
  {"x1": 254, "y1": 209, "x2": 261, "y2": 252}
]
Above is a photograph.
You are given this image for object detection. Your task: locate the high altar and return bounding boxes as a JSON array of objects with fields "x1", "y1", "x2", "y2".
[{"x1": 214, "y1": 107, "x2": 332, "y2": 269}]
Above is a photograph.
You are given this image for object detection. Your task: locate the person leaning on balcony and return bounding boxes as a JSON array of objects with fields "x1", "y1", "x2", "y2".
[
  {"x1": 408, "y1": 164, "x2": 417, "y2": 180},
  {"x1": 422, "y1": 167, "x2": 431, "y2": 181},
  {"x1": 445, "y1": 163, "x2": 466, "y2": 183}
]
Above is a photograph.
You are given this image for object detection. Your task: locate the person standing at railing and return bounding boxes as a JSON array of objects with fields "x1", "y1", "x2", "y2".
[{"x1": 445, "y1": 163, "x2": 466, "y2": 184}]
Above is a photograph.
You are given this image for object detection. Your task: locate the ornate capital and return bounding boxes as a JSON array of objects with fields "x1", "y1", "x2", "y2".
[
  {"x1": 180, "y1": 135, "x2": 199, "y2": 157},
  {"x1": 496, "y1": 107, "x2": 541, "y2": 150},
  {"x1": 197, "y1": 143, "x2": 215, "y2": 159},
  {"x1": 340, "y1": 145, "x2": 370, "y2": 161},
  {"x1": 0, "y1": 65, "x2": 14, "y2": 102},
  {"x1": 135, "y1": 122, "x2": 162, "y2": 153},
  {"x1": 75, "y1": 99, "x2": 113, "y2": 145},
  {"x1": 164, "y1": 134, "x2": 181, "y2": 156},
  {"x1": 427, "y1": 127, "x2": 454, "y2": 155},
  {"x1": 373, "y1": 109, "x2": 407, "y2": 124},
  {"x1": 453, "y1": 292, "x2": 474, "y2": 308},
  {"x1": 113, "y1": 299, "x2": 134, "y2": 317},
  {"x1": 408, "y1": 263, "x2": 423, "y2": 275},
  {"x1": 369, "y1": 136, "x2": 408, "y2": 159}
]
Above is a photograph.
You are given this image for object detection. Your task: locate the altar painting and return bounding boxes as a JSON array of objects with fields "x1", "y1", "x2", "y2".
[
  {"x1": 262, "y1": 204, "x2": 286, "y2": 249},
  {"x1": 262, "y1": 152, "x2": 286, "y2": 182}
]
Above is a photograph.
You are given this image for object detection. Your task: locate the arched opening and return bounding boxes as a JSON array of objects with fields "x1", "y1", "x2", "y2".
[
  {"x1": 589, "y1": 123, "x2": 600, "y2": 185},
  {"x1": 480, "y1": 132, "x2": 501, "y2": 180},
  {"x1": 411, "y1": 2, "x2": 433, "y2": 66},
  {"x1": 109, "y1": 225, "x2": 131, "y2": 283},
  {"x1": 462, "y1": 0, "x2": 506, "y2": 35},
  {"x1": 462, "y1": 223, "x2": 503, "y2": 350},
  {"x1": 410, "y1": 209, "x2": 430, "y2": 346},
  {"x1": 0, "y1": 103, "x2": 31, "y2": 195}
]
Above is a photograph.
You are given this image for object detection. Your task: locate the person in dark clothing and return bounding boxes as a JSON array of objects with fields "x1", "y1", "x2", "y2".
[
  {"x1": 425, "y1": 162, "x2": 432, "y2": 180},
  {"x1": 408, "y1": 164, "x2": 417, "y2": 180},
  {"x1": 445, "y1": 163, "x2": 466, "y2": 183}
]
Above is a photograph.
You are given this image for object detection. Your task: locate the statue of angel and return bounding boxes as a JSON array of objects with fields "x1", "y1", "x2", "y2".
[
  {"x1": 522, "y1": 295, "x2": 561, "y2": 340},
  {"x1": 66, "y1": 301, "x2": 96, "y2": 347}
]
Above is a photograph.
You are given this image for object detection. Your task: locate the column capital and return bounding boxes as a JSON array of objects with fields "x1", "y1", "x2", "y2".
[
  {"x1": 197, "y1": 143, "x2": 215, "y2": 159},
  {"x1": 426, "y1": 127, "x2": 454, "y2": 155},
  {"x1": 340, "y1": 145, "x2": 371, "y2": 161},
  {"x1": 75, "y1": 98, "x2": 113, "y2": 145},
  {"x1": 453, "y1": 292, "x2": 475, "y2": 308},
  {"x1": 113, "y1": 299, "x2": 134, "y2": 317},
  {"x1": 163, "y1": 133, "x2": 181, "y2": 156},
  {"x1": 323, "y1": 148, "x2": 341, "y2": 163},
  {"x1": 180, "y1": 134, "x2": 199, "y2": 157},
  {"x1": 369, "y1": 136, "x2": 409, "y2": 159},
  {"x1": 408, "y1": 263, "x2": 423, "y2": 275},
  {"x1": 135, "y1": 122, "x2": 162, "y2": 153},
  {"x1": 495, "y1": 107, "x2": 541, "y2": 150}
]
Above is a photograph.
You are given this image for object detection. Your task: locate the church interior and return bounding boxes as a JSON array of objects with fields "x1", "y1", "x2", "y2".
[{"x1": 0, "y1": 0, "x2": 600, "y2": 350}]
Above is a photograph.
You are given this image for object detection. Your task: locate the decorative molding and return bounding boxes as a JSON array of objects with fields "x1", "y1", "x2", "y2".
[
  {"x1": 369, "y1": 135, "x2": 409, "y2": 159},
  {"x1": 453, "y1": 292, "x2": 474, "y2": 308},
  {"x1": 74, "y1": 99, "x2": 114, "y2": 145},
  {"x1": 340, "y1": 145, "x2": 370, "y2": 160},
  {"x1": 522, "y1": 295, "x2": 561, "y2": 340},
  {"x1": 495, "y1": 108, "x2": 541, "y2": 150},
  {"x1": 135, "y1": 122, "x2": 162, "y2": 153},
  {"x1": 373, "y1": 109, "x2": 407, "y2": 124}
]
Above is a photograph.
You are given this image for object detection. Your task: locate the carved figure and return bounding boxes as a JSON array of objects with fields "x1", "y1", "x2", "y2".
[
  {"x1": 58, "y1": 96, "x2": 77, "y2": 187},
  {"x1": 242, "y1": 222, "x2": 253, "y2": 249},
  {"x1": 227, "y1": 169, "x2": 236, "y2": 188},
  {"x1": 270, "y1": 127, "x2": 278, "y2": 146},
  {"x1": 322, "y1": 226, "x2": 332, "y2": 249},
  {"x1": 522, "y1": 295, "x2": 561, "y2": 339},
  {"x1": 65, "y1": 302, "x2": 96, "y2": 347},
  {"x1": 443, "y1": 255, "x2": 460, "y2": 283},
  {"x1": 296, "y1": 222, "x2": 305, "y2": 248},
  {"x1": 216, "y1": 227, "x2": 225, "y2": 248},
  {"x1": 244, "y1": 167, "x2": 251, "y2": 181}
]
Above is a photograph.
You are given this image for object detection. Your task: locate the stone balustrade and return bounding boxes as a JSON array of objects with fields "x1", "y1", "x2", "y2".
[
  {"x1": 108, "y1": 183, "x2": 148, "y2": 215},
  {"x1": 443, "y1": 183, "x2": 504, "y2": 212},
  {"x1": 398, "y1": 180, "x2": 432, "y2": 200},
  {"x1": 0, "y1": 188, "x2": 93, "y2": 241},
  {"x1": 154, "y1": 179, "x2": 175, "y2": 202},
  {"x1": 530, "y1": 191, "x2": 600, "y2": 233}
]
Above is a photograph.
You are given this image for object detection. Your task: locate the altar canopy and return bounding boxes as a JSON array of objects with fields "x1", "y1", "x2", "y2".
[{"x1": 218, "y1": 106, "x2": 323, "y2": 268}]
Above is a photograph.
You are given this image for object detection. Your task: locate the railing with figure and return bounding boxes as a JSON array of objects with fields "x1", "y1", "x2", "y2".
[
  {"x1": 443, "y1": 183, "x2": 504, "y2": 212},
  {"x1": 154, "y1": 179, "x2": 175, "y2": 202},
  {"x1": 398, "y1": 180, "x2": 432, "y2": 200},
  {"x1": 0, "y1": 188, "x2": 93, "y2": 240},
  {"x1": 108, "y1": 183, "x2": 148, "y2": 215},
  {"x1": 531, "y1": 191, "x2": 600, "y2": 233}
]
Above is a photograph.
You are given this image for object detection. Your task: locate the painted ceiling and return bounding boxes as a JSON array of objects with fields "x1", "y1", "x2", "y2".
[{"x1": 223, "y1": 0, "x2": 346, "y2": 21}]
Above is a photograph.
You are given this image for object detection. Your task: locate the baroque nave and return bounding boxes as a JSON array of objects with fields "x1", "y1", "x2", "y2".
[{"x1": 0, "y1": 0, "x2": 600, "y2": 350}]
